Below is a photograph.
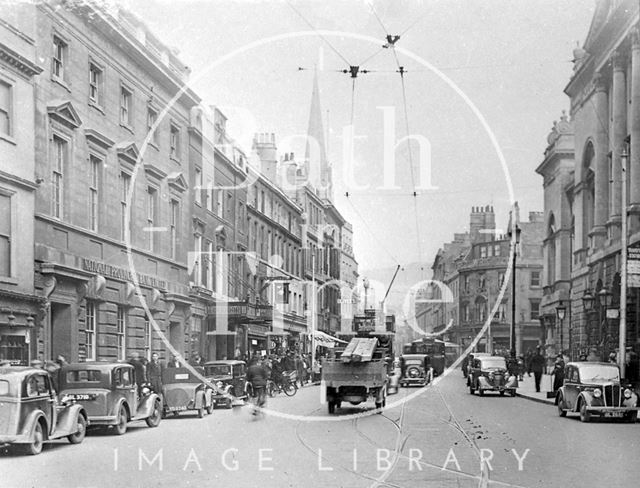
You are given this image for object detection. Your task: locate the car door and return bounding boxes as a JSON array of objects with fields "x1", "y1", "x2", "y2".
[
  {"x1": 115, "y1": 366, "x2": 137, "y2": 413},
  {"x1": 563, "y1": 366, "x2": 579, "y2": 409}
]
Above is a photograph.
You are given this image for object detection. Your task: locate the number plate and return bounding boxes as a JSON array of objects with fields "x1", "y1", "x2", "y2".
[
  {"x1": 167, "y1": 405, "x2": 187, "y2": 412},
  {"x1": 604, "y1": 411, "x2": 623, "y2": 418},
  {"x1": 65, "y1": 393, "x2": 97, "y2": 401}
]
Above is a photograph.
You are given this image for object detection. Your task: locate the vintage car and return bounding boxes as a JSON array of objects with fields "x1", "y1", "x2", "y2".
[
  {"x1": 204, "y1": 360, "x2": 246, "y2": 408},
  {"x1": 162, "y1": 366, "x2": 213, "y2": 418},
  {"x1": 467, "y1": 355, "x2": 518, "y2": 396},
  {"x1": 399, "y1": 354, "x2": 433, "y2": 387},
  {"x1": 0, "y1": 367, "x2": 88, "y2": 455},
  {"x1": 58, "y1": 362, "x2": 162, "y2": 434},
  {"x1": 556, "y1": 362, "x2": 639, "y2": 422}
]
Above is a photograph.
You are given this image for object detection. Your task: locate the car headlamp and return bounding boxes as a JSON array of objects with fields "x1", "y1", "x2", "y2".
[
  {"x1": 624, "y1": 388, "x2": 632, "y2": 399},
  {"x1": 216, "y1": 381, "x2": 224, "y2": 389},
  {"x1": 593, "y1": 388, "x2": 602, "y2": 398}
]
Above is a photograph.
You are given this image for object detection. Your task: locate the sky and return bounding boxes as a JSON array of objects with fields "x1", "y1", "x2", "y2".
[{"x1": 119, "y1": 0, "x2": 595, "y2": 273}]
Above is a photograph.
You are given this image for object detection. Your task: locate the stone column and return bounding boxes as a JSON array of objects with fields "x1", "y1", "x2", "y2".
[
  {"x1": 630, "y1": 29, "x2": 640, "y2": 232},
  {"x1": 592, "y1": 72, "x2": 609, "y2": 248},
  {"x1": 608, "y1": 50, "x2": 627, "y2": 239}
]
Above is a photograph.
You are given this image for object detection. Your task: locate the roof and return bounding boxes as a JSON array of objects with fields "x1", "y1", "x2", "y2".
[
  {"x1": 567, "y1": 361, "x2": 618, "y2": 368},
  {"x1": 0, "y1": 367, "x2": 41, "y2": 381}
]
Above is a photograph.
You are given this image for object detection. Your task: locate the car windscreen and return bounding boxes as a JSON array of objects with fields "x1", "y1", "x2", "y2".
[
  {"x1": 65, "y1": 369, "x2": 102, "y2": 384},
  {"x1": 0, "y1": 379, "x2": 10, "y2": 396},
  {"x1": 205, "y1": 365, "x2": 231, "y2": 376},
  {"x1": 579, "y1": 365, "x2": 620, "y2": 383},
  {"x1": 480, "y1": 358, "x2": 507, "y2": 369}
]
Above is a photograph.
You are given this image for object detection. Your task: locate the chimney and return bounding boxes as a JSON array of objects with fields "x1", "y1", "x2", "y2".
[
  {"x1": 469, "y1": 204, "x2": 496, "y2": 244},
  {"x1": 252, "y1": 132, "x2": 278, "y2": 182}
]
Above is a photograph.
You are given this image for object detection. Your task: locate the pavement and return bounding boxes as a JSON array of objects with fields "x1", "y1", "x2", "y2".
[{"x1": 515, "y1": 372, "x2": 556, "y2": 404}]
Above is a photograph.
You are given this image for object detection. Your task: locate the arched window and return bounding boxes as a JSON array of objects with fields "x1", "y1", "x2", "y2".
[
  {"x1": 582, "y1": 142, "x2": 595, "y2": 248},
  {"x1": 547, "y1": 214, "x2": 556, "y2": 286}
]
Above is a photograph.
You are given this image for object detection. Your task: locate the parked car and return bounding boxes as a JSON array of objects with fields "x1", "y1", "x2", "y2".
[
  {"x1": 0, "y1": 367, "x2": 88, "y2": 455},
  {"x1": 556, "y1": 362, "x2": 639, "y2": 422},
  {"x1": 467, "y1": 355, "x2": 518, "y2": 396},
  {"x1": 162, "y1": 367, "x2": 213, "y2": 418},
  {"x1": 58, "y1": 362, "x2": 162, "y2": 435},
  {"x1": 203, "y1": 360, "x2": 247, "y2": 408},
  {"x1": 399, "y1": 354, "x2": 433, "y2": 387}
]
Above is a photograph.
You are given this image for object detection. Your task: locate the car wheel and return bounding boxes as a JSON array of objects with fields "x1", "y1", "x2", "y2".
[
  {"x1": 478, "y1": 388, "x2": 484, "y2": 397},
  {"x1": 500, "y1": 391, "x2": 505, "y2": 396},
  {"x1": 197, "y1": 406, "x2": 205, "y2": 418},
  {"x1": 114, "y1": 405, "x2": 128, "y2": 435},
  {"x1": 509, "y1": 389, "x2": 516, "y2": 397},
  {"x1": 469, "y1": 383, "x2": 475, "y2": 395},
  {"x1": 24, "y1": 421, "x2": 44, "y2": 455},
  {"x1": 225, "y1": 398, "x2": 232, "y2": 409},
  {"x1": 557, "y1": 394, "x2": 567, "y2": 417},
  {"x1": 68, "y1": 414, "x2": 87, "y2": 444},
  {"x1": 145, "y1": 399, "x2": 162, "y2": 428},
  {"x1": 206, "y1": 401, "x2": 214, "y2": 415},
  {"x1": 579, "y1": 401, "x2": 591, "y2": 423},
  {"x1": 625, "y1": 411, "x2": 637, "y2": 423},
  {"x1": 328, "y1": 401, "x2": 335, "y2": 414}
]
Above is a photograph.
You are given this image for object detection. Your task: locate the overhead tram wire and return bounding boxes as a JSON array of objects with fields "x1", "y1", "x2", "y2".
[
  {"x1": 345, "y1": 195, "x2": 402, "y2": 267},
  {"x1": 363, "y1": 2, "x2": 425, "y2": 266},
  {"x1": 285, "y1": 0, "x2": 351, "y2": 67}
]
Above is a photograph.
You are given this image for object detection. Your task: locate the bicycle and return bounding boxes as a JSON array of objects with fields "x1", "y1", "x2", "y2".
[{"x1": 267, "y1": 371, "x2": 298, "y2": 397}]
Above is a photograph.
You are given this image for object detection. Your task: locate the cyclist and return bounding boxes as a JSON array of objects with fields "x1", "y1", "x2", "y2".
[{"x1": 246, "y1": 357, "x2": 269, "y2": 417}]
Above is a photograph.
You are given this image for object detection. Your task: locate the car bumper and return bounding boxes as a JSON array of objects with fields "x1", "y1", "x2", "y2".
[
  {"x1": 402, "y1": 378, "x2": 427, "y2": 385},
  {"x1": 586, "y1": 406, "x2": 639, "y2": 413},
  {"x1": 0, "y1": 433, "x2": 34, "y2": 444}
]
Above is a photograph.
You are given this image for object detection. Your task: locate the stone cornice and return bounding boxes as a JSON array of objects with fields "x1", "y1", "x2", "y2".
[{"x1": 0, "y1": 41, "x2": 42, "y2": 78}]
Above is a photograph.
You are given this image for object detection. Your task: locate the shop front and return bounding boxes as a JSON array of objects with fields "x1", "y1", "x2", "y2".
[{"x1": 0, "y1": 290, "x2": 42, "y2": 365}]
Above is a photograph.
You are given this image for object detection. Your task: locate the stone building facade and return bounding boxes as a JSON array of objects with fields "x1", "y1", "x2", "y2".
[
  {"x1": 31, "y1": 1, "x2": 199, "y2": 362},
  {"x1": 0, "y1": 5, "x2": 43, "y2": 365}
]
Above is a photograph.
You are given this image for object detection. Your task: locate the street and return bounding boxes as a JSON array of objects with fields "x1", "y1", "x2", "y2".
[{"x1": 2, "y1": 369, "x2": 638, "y2": 488}]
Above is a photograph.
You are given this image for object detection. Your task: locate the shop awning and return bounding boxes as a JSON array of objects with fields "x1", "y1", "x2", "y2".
[{"x1": 309, "y1": 330, "x2": 348, "y2": 346}]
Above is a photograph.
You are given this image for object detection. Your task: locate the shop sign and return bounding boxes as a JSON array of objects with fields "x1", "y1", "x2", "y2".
[{"x1": 81, "y1": 258, "x2": 167, "y2": 290}]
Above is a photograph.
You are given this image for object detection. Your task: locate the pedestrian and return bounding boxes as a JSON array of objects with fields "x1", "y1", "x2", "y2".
[
  {"x1": 530, "y1": 347, "x2": 545, "y2": 393},
  {"x1": 45, "y1": 360, "x2": 61, "y2": 392},
  {"x1": 524, "y1": 348, "x2": 533, "y2": 377},
  {"x1": 295, "y1": 353, "x2": 305, "y2": 387},
  {"x1": 246, "y1": 357, "x2": 269, "y2": 418},
  {"x1": 312, "y1": 357, "x2": 321, "y2": 383},
  {"x1": 147, "y1": 352, "x2": 164, "y2": 395},
  {"x1": 608, "y1": 352, "x2": 617, "y2": 364},
  {"x1": 128, "y1": 351, "x2": 147, "y2": 389},
  {"x1": 166, "y1": 354, "x2": 181, "y2": 368},
  {"x1": 234, "y1": 346, "x2": 242, "y2": 360},
  {"x1": 189, "y1": 354, "x2": 203, "y2": 367},
  {"x1": 552, "y1": 355, "x2": 565, "y2": 392},
  {"x1": 55, "y1": 355, "x2": 68, "y2": 367}
]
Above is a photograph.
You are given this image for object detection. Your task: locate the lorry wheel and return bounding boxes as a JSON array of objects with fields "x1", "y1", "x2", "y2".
[{"x1": 328, "y1": 401, "x2": 335, "y2": 414}]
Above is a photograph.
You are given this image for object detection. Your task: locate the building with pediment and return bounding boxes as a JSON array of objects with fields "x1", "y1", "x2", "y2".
[
  {"x1": 538, "y1": 0, "x2": 640, "y2": 363},
  {"x1": 28, "y1": 0, "x2": 200, "y2": 362}
]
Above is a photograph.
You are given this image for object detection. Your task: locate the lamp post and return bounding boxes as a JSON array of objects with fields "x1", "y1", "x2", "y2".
[
  {"x1": 556, "y1": 301, "x2": 566, "y2": 357},
  {"x1": 508, "y1": 224, "x2": 521, "y2": 357},
  {"x1": 582, "y1": 290, "x2": 595, "y2": 358},
  {"x1": 598, "y1": 288, "x2": 613, "y2": 361}
]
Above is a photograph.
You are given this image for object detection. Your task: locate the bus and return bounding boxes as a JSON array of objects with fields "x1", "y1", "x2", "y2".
[{"x1": 402, "y1": 338, "x2": 447, "y2": 375}]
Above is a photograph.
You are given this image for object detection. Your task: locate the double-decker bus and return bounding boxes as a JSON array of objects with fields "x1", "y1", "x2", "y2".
[{"x1": 402, "y1": 338, "x2": 449, "y2": 375}]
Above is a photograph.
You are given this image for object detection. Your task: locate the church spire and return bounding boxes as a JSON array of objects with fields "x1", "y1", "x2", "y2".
[{"x1": 304, "y1": 68, "x2": 332, "y2": 199}]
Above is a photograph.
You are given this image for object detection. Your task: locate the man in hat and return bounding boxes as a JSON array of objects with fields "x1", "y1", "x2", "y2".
[{"x1": 529, "y1": 347, "x2": 546, "y2": 393}]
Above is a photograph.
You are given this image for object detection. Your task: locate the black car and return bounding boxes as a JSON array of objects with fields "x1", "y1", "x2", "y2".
[{"x1": 204, "y1": 360, "x2": 246, "y2": 408}]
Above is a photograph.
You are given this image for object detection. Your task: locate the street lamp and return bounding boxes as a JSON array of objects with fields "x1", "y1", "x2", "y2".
[
  {"x1": 556, "y1": 301, "x2": 566, "y2": 357},
  {"x1": 508, "y1": 224, "x2": 521, "y2": 357},
  {"x1": 597, "y1": 288, "x2": 613, "y2": 361}
]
